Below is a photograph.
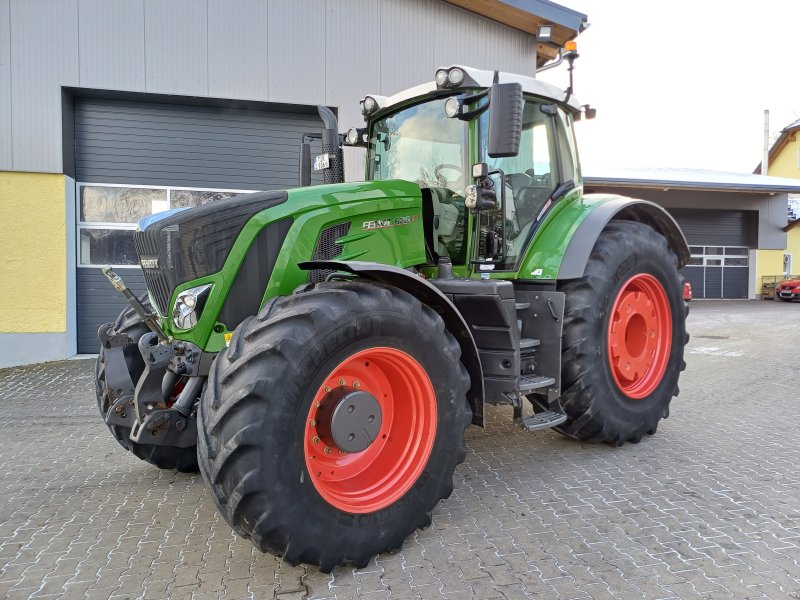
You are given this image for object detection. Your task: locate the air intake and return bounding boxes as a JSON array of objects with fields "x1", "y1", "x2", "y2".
[{"x1": 308, "y1": 222, "x2": 351, "y2": 284}]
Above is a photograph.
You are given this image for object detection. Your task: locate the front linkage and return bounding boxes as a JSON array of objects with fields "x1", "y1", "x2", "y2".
[{"x1": 98, "y1": 268, "x2": 214, "y2": 454}]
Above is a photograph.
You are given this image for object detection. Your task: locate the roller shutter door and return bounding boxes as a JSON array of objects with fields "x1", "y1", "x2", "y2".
[
  {"x1": 75, "y1": 97, "x2": 323, "y2": 353},
  {"x1": 668, "y1": 209, "x2": 753, "y2": 299}
]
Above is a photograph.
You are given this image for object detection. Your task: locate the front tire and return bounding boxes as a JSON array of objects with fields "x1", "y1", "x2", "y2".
[
  {"x1": 197, "y1": 281, "x2": 472, "y2": 571},
  {"x1": 556, "y1": 220, "x2": 688, "y2": 445}
]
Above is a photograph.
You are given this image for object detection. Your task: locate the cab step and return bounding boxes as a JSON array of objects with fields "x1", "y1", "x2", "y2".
[
  {"x1": 518, "y1": 374, "x2": 555, "y2": 393},
  {"x1": 521, "y1": 411, "x2": 567, "y2": 432},
  {"x1": 519, "y1": 337, "x2": 540, "y2": 352},
  {"x1": 515, "y1": 301, "x2": 531, "y2": 310}
]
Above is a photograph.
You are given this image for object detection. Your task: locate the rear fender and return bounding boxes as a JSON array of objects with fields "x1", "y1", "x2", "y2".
[
  {"x1": 299, "y1": 260, "x2": 485, "y2": 427},
  {"x1": 558, "y1": 197, "x2": 690, "y2": 280}
]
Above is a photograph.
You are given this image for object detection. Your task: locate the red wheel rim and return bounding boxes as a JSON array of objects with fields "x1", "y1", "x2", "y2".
[
  {"x1": 607, "y1": 274, "x2": 672, "y2": 399},
  {"x1": 304, "y1": 347, "x2": 437, "y2": 514}
]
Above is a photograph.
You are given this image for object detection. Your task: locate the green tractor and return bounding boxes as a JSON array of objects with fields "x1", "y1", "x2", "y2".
[{"x1": 96, "y1": 64, "x2": 689, "y2": 571}]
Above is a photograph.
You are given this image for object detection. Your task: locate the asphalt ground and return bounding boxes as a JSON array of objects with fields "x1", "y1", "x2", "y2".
[{"x1": 1, "y1": 300, "x2": 799, "y2": 599}]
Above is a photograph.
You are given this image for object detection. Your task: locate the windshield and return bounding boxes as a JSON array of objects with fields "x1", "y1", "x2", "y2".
[{"x1": 368, "y1": 97, "x2": 468, "y2": 191}]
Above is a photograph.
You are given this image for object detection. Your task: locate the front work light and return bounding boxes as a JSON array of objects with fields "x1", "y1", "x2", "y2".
[
  {"x1": 344, "y1": 127, "x2": 368, "y2": 147},
  {"x1": 444, "y1": 97, "x2": 461, "y2": 118},
  {"x1": 435, "y1": 66, "x2": 475, "y2": 89},
  {"x1": 448, "y1": 68, "x2": 464, "y2": 86},
  {"x1": 362, "y1": 96, "x2": 378, "y2": 116},
  {"x1": 172, "y1": 284, "x2": 212, "y2": 330}
]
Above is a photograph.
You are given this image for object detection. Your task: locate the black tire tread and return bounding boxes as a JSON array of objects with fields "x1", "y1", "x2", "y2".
[
  {"x1": 556, "y1": 221, "x2": 688, "y2": 445},
  {"x1": 197, "y1": 280, "x2": 471, "y2": 571}
]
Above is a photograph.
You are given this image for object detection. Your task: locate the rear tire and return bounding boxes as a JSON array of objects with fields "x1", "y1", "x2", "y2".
[
  {"x1": 556, "y1": 220, "x2": 688, "y2": 445},
  {"x1": 95, "y1": 300, "x2": 199, "y2": 472},
  {"x1": 197, "y1": 281, "x2": 472, "y2": 571}
]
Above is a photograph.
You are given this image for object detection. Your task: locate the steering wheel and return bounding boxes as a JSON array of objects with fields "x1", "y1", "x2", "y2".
[{"x1": 434, "y1": 164, "x2": 464, "y2": 189}]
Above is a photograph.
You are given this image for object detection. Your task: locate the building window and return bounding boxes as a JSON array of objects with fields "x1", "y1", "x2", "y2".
[
  {"x1": 687, "y1": 245, "x2": 749, "y2": 267},
  {"x1": 77, "y1": 183, "x2": 252, "y2": 267}
]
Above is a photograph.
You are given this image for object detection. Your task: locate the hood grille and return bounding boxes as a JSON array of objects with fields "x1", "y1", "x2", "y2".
[{"x1": 308, "y1": 222, "x2": 351, "y2": 284}]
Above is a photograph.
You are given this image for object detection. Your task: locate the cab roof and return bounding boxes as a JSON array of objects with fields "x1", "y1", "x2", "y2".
[{"x1": 365, "y1": 65, "x2": 582, "y2": 119}]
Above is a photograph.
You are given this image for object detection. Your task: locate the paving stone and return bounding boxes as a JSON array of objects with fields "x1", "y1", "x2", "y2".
[{"x1": 2, "y1": 302, "x2": 800, "y2": 599}]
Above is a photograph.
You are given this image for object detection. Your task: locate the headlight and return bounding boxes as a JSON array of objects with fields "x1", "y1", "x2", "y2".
[
  {"x1": 435, "y1": 69, "x2": 449, "y2": 86},
  {"x1": 172, "y1": 284, "x2": 212, "y2": 330}
]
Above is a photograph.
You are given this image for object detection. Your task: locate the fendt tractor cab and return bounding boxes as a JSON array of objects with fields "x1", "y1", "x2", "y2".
[{"x1": 96, "y1": 61, "x2": 689, "y2": 570}]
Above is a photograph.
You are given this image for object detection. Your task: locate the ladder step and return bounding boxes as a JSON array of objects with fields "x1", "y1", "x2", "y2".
[
  {"x1": 521, "y1": 411, "x2": 567, "y2": 432},
  {"x1": 515, "y1": 302, "x2": 531, "y2": 310},
  {"x1": 519, "y1": 374, "x2": 555, "y2": 392},
  {"x1": 519, "y1": 338, "x2": 540, "y2": 351}
]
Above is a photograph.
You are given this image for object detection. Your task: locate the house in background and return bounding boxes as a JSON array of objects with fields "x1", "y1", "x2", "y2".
[
  {"x1": 583, "y1": 167, "x2": 800, "y2": 300},
  {"x1": 757, "y1": 118, "x2": 800, "y2": 277}
]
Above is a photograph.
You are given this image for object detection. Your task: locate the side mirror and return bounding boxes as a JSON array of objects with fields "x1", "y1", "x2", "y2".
[
  {"x1": 299, "y1": 141, "x2": 311, "y2": 187},
  {"x1": 487, "y1": 82, "x2": 523, "y2": 158}
]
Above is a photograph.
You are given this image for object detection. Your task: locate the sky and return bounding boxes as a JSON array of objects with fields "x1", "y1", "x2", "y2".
[{"x1": 536, "y1": 0, "x2": 800, "y2": 174}]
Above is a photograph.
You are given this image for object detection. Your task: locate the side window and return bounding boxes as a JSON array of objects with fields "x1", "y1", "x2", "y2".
[{"x1": 556, "y1": 108, "x2": 580, "y2": 183}]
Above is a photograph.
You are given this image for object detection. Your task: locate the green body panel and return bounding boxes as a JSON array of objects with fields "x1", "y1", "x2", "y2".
[
  {"x1": 160, "y1": 179, "x2": 426, "y2": 352},
  {"x1": 146, "y1": 89, "x2": 637, "y2": 354},
  {"x1": 515, "y1": 186, "x2": 591, "y2": 280}
]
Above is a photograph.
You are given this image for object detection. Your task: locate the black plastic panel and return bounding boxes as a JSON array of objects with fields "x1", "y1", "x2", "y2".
[
  {"x1": 217, "y1": 218, "x2": 293, "y2": 329},
  {"x1": 134, "y1": 190, "x2": 287, "y2": 314},
  {"x1": 431, "y1": 278, "x2": 518, "y2": 401}
]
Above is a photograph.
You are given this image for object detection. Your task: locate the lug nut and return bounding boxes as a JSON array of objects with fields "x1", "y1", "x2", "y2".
[
  {"x1": 312, "y1": 436, "x2": 320, "y2": 444},
  {"x1": 324, "y1": 446, "x2": 332, "y2": 455},
  {"x1": 338, "y1": 378, "x2": 346, "y2": 386},
  {"x1": 309, "y1": 419, "x2": 317, "y2": 427},
  {"x1": 324, "y1": 386, "x2": 331, "y2": 393},
  {"x1": 353, "y1": 381, "x2": 361, "y2": 388}
]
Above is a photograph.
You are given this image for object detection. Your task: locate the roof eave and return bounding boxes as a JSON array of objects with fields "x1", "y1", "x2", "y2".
[
  {"x1": 441, "y1": 0, "x2": 588, "y2": 65},
  {"x1": 585, "y1": 177, "x2": 800, "y2": 195}
]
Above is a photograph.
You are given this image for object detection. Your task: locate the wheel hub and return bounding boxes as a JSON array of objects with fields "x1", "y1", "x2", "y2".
[
  {"x1": 607, "y1": 273, "x2": 672, "y2": 399},
  {"x1": 303, "y1": 347, "x2": 437, "y2": 514},
  {"x1": 324, "y1": 390, "x2": 382, "y2": 453}
]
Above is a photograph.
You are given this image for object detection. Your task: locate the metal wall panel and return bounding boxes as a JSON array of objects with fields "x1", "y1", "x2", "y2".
[
  {"x1": 76, "y1": 268, "x2": 146, "y2": 353},
  {"x1": 324, "y1": 0, "x2": 381, "y2": 182},
  {"x1": 4, "y1": 0, "x2": 541, "y2": 174},
  {"x1": 267, "y1": 0, "x2": 325, "y2": 104},
  {"x1": 0, "y1": 0, "x2": 10, "y2": 170},
  {"x1": 74, "y1": 97, "x2": 323, "y2": 189},
  {"x1": 208, "y1": 0, "x2": 269, "y2": 100},
  {"x1": 380, "y1": 0, "x2": 435, "y2": 93},
  {"x1": 78, "y1": 0, "x2": 146, "y2": 90},
  {"x1": 432, "y1": 1, "x2": 537, "y2": 77},
  {"x1": 144, "y1": 0, "x2": 208, "y2": 96},
  {"x1": 9, "y1": 0, "x2": 79, "y2": 172}
]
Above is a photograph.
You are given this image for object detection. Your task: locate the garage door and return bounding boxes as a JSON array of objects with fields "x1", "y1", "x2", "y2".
[
  {"x1": 668, "y1": 209, "x2": 754, "y2": 299},
  {"x1": 75, "y1": 96, "x2": 323, "y2": 353}
]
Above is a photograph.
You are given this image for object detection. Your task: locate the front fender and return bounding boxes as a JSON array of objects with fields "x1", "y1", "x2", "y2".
[
  {"x1": 558, "y1": 196, "x2": 690, "y2": 280},
  {"x1": 298, "y1": 260, "x2": 485, "y2": 427}
]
